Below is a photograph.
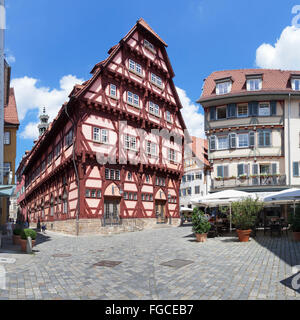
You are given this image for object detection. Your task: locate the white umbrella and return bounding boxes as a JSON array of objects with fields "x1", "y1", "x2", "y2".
[
  {"x1": 191, "y1": 190, "x2": 256, "y2": 232},
  {"x1": 180, "y1": 207, "x2": 193, "y2": 213},
  {"x1": 264, "y1": 188, "x2": 300, "y2": 216}
]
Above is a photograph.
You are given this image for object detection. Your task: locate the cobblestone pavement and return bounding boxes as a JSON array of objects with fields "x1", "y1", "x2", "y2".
[{"x1": 0, "y1": 225, "x2": 300, "y2": 300}]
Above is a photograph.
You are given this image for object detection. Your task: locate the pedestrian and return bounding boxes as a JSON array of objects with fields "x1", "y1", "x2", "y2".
[
  {"x1": 41, "y1": 223, "x2": 46, "y2": 234},
  {"x1": 24, "y1": 220, "x2": 29, "y2": 229},
  {"x1": 6, "y1": 219, "x2": 13, "y2": 236}
]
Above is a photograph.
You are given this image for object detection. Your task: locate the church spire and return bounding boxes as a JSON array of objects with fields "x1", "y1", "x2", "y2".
[{"x1": 38, "y1": 107, "x2": 49, "y2": 137}]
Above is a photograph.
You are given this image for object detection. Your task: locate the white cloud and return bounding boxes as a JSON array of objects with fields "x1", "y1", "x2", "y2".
[
  {"x1": 176, "y1": 87, "x2": 205, "y2": 138},
  {"x1": 256, "y1": 26, "x2": 300, "y2": 69},
  {"x1": 11, "y1": 75, "x2": 84, "y2": 140},
  {"x1": 6, "y1": 54, "x2": 15, "y2": 64}
]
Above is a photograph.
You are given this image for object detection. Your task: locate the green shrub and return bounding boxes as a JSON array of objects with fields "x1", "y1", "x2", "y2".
[
  {"x1": 21, "y1": 229, "x2": 37, "y2": 240},
  {"x1": 231, "y1": 197, "x2": 264, "y2": 230},
  {"x1": 13, "y1": 228, "x2": 22, "y2": 236},
  {"x1": 192, "y1": 208, "x2": 211, "y2": 234}
]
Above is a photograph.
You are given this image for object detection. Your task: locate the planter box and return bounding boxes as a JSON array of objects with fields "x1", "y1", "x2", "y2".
[
  {"x1": 13, "y1": 235, "x2": 21, "y2": 245},
  {"x1": 195, "y1": 233, "x2": 208, "y2": 242},
  {"x1": 20, "y1": 239, "x2": 36, "y2": 252}
]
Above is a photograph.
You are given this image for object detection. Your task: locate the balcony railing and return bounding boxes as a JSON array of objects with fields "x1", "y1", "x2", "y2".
[{"x1": 211, "y1": 174, "x2": 286, "y2": 190}]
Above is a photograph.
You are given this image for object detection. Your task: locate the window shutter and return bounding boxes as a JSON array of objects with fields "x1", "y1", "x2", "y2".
[
  {"x1": 227, "y1": 103, "x2": 236, "y2": 118},
  {"x1": 210, "y1": 107, "x2": 216, "y2": 121},
  {"x1": 224, "y1": 166, "x2": 229, "y2": 178},
  {"x1": 270, "y1": 101, "x2": 277, "y2": 116},
  {"x1": 272, "y1": 163, "x2": 277, "y2": 174},
  {"x1": 217, "y1": 166, "x2": 223, "y2": 178},
  {"x1": 265, "y1": 131, "x2": 271, "y2": 146},
  {"x1": 238, "y1": 164, "x2": 244, "y2": 176},
  {"x1": 249, "y1": 131, "x2": 255, "y2": 147},
  {"x1": 245, "y1": 164, "x2": 249, "y2": 175},
  {"x1": 252, "y1": 164, "x2": 258, "y2": 175},
  {"x1": 258, "y1": 131, "x2": 264, "y2": 146},
  {"x1": 252, "y1": 102, "x2": 258, "y2": 116},
  {"x1": 293, "y1": 162, "x2": 299, "y2": 177},
  {"x1": 248, "y1": 102, "x2": 253, "y2": 116}
]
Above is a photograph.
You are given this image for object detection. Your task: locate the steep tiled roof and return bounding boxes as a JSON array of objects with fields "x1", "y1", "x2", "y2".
[
  {"x1": 199, "y1": 69, "x2": 300, "y2": 102},
  {"x1": 5, "y1": 88, "x2": 19, "y2": 125},
  {"x1": 137, "y1": 18, "x2": 168, "y2": 47}
]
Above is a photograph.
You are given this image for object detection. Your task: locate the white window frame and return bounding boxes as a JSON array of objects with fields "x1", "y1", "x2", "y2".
[
  {"x1": 166, "y1": 110, "x2": 172, "y2": 122},
  {"x1": 292, "y1": 78, "x2": 300, "y2": 91},
  {"x1": 124, "y1": 134, "x2": 137, "y2": 151},
  {"x1": 127, "y1": 91, "x2": 139, "y2": 108},
  {"x1": 259, "y1": 103, "x2": 270, "y2": 116},
  {"x1": 217, "y1": 136, "x2": 228, "y2": 150},
  {"x1": 247, "y1": 78, "x2": 262, "y2": 91},
  {"x1": 110, "y1": 84, "x2": 117, "y2": 97},
  {"x1": 216, "y1": 81, "x2": 231, "y2": 95},
  {"x1": 238, "y1": 133, "x2": 249, "y2": 148},
  {"x1": 93, "y1": 127, "x2": 108, "y2": 144},
  {"x1": 168, "y1": 148, "x2": 177, "y2": 162},
  {"x1": 149, "y1": 101, "x2": 160, "y2": 117},
  {"x1": 150, "y1": 73, "x2": 163, "y2": 88},
  {"x1": 128, "y1": 59, "x2": 142, "y2": 76},
  {"x1": 237, "y1": 105, "x2": 248, "y2": 118},
  {"x1": 146, "y1": 141, "x2": 157, "y2": 156},
  {"x1": 4, "y1": 131, "x2": 10, "y2": 145},
  {"x1": 144, "y1": 39, "x2": 155, "y2": 52},
  {"x1": 101, "y1": 129, "x2": 108, "y2": 144}
]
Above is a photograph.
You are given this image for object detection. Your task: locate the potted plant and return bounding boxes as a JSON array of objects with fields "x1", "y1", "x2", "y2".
[
  {"x1": 13, "y1": 228, "x2": 22, "y2": 245},
  {"x1": 192, "y1": 208, "x2": 211, "y2": 242},
  {"x1": 238, "y1": 174, "x2": 247, "y2": 180},
  {"x1": 291, "y1": 206, "x2": 300, "y2": 241},
  {"x1": 20, "y1": 229, "x2": 37, "y2": 252},
  {"x1": 231, "y1": 198, "x2": 264, "y2": 242}
]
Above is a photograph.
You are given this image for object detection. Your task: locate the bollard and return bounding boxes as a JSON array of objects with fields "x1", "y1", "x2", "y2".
[{"x1": 26, "y1": 236, "x2": 32, "y2": 254}]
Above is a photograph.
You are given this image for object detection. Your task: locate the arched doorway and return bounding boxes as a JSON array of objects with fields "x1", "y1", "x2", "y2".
[
  {"x1": 155, "y1": 189, "x2": 167, "y2": 224},
  {"x1": 103, "y1": 183, "x2": 121, "y2": 226}
]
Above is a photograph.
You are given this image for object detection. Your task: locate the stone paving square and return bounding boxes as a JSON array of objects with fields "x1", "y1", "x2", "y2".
[{"x1": 0, "y1": 226, "x2": 300, "y2": 300}]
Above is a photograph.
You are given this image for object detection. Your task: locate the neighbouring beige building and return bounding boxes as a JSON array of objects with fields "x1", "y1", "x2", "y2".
[{"x1": 198, "y1": 69, "x2": 300, "y2": 200}]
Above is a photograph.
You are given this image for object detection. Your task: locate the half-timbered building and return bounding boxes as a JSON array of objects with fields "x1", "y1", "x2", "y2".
[{"x1": 18, "y1": 18, "x2": 186, "y2": 235}]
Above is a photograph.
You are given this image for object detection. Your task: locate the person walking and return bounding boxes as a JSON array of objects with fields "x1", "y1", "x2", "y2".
[{"x1": 6, "y1": 219, "x2": 13, "y2": 236}]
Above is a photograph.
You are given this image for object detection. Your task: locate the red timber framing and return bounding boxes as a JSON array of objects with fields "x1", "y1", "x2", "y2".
[{"x1": 18, "y1": 18, "x2": 186, "y2": 233}]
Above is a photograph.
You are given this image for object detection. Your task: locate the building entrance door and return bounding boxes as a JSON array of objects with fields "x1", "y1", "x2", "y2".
[
  {"x1": 155, "y1": 201, "x2": 167, "y2": 224},
  {"x1": 104, "y1": 200, "x2": 120, "y2": 226}
]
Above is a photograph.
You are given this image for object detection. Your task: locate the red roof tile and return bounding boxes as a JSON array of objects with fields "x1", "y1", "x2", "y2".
[
  {"x1": 199, "y1": 69, "x2": 300, "y2": 102},
  {"x1": 5, "y1": 88, "x2": 19, "y2": 125}
]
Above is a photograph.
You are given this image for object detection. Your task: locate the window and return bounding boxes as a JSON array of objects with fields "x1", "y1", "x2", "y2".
[
  {"x1": 195, "y1": 186, "x2": 200, "y2": 194},
  {"x1": 218, "y1": 136, "x2": 228, "y2": 150},
  {"x1": 4, "y1": 131, "x2": 10, "y2": 145},
  {"x1": 128, "y1": 172, "x2": 132, "y2": 180},
  {"x1": 54, "y1": 141, "x2": 62, "y2": 158},
  {"x1": 259, "y1": 103, "x2": 270, "y2": 116},
  {"x1": 145, "y1": 175, "x2": 150, "y2": 183},
  {"x1": 216, "y1": 165, "x2": 228, "y2": 178},
  {"x1": 124, "y1": 134, "x2": 137, "y2": 151},
  {"x1": 168, "y1": 148, "x2": 176, "y2": 162},
  {"x1": 249, "y1": 131, "x2": 255, "y2": 147},
  {"x1": 258, "y1": 130, "x2": 271, "y2": 147},
  {"x1": 101, "y1": 129, "x2": 108, "y2": 143},
  {"x1": 238, "y1": 133, "x2": 249, "y2": 148},
  {"x1": 217, "y1": 106, "x2": 227, "y2": 119},
  {"x1": 293, "y1": 162, "x2": 299, "y2": 177},
  {"x1": 149, "y1": 101, "x2": 160, "y2": 116},
  {"x1": 65, "y1": 128, "x2": 73, "y2": 148},
  {"x1": 237, "y1": 105, "x2": 248, "y2": 117},
  {"x1": 146, "y1": 141, "x2": 157, "y2": 156},
  {"x1": 97, "y1": 190, "x2": 101, "y2": 199},
  {"x1": 105, "y1": 168, "x2": 110, "y2": 180},
  {"x1": 166, "y1": 110, "x2": 171, "y2": 122},
  {"x1": 292, "y1": 79, "x2": 300, "y2": 91},
  {"x1": 144, "y1": 39, "x2": 155, "y2": 52},
  {"x1": 210, "y1": 136, "x2": 216, "y2": 151},
  {"x1": 195, "y1": 173, "x2": 202, "y2": 180},
  {"x1": 105, "y1": 169, "x2": 120, "y2": 180},
  {"x1": 128, "y1": 59, "x2": 142, "y2": 75},
  {"x1": 238, "y1": 164, "x2": 249, "y2": 176},
  {"x1": 3, "y1": 162, "x2": 11, "y2": 176},
  {"x1": 48, "y1": 152, "x2": 53, "y2": 165},
  {"x1": 247, "y1": 78, "x2": 262, "y2": 91},
  {"x1": 127, "y1": 91, "x2": 139, "y2": 107},
  {"x1": 62, "y1": 189, "x2": 68, "y2": 214},
  {"x1": 93, "y1": 127, "x2": 100, "y2": 142},
  {"x1": 216, "y1": 81, "x2": 231, "y2": 95},
  {"x1": 124, "y1": 192, "x2": 128, "y2": 200},
  {"x1": 229, "y1": 133, "x2": 237, "y2": 149},
  {"x1": 260, "y1": 164, "x2": 270, "y2": 174},
  {"x1": 115, "y1": 170, "x2": 120, "y2": 181},
  {"x1": 151, "y1": 73, "x2": 162, "y2": 87},
  {"x1": 110, "y1": 84, "x2": 117, "y2": 97},
  {"x1": 50, "y1": 195, "x2": 54, "y2": 216}
]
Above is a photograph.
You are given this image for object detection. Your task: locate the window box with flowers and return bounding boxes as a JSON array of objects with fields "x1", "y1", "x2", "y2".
[{"x1": 238, "y1": 174, "x2": 248, "y2": 180}]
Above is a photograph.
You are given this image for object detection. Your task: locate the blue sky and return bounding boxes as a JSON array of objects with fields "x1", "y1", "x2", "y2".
[{"x1": 4, "y1": 0, "x2": 300, "y2": 168}]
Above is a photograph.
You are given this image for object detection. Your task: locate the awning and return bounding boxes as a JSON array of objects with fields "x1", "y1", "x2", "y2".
[{"x1": 0, "y1": 185, "x2": 16, "y2": 197}]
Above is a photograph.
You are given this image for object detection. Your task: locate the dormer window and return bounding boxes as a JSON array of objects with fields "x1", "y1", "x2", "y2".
[
  {"x1": 247, "y1": 78, "x2": 262, "y2": 91},
  {"x1": 292, "y1": 78, "x2": 300, "y2": 91},
  {"x1": 128, "y1": 59, "x2": 142, "y2": 76},
  {"x1": 216, "y1": 81, "x2": 231, "y2": 95}
]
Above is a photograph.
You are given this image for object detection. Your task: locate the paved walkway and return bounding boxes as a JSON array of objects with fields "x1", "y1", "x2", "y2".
[{"x1": 0, "y1": 226, "x2": 300, "y2": 300}]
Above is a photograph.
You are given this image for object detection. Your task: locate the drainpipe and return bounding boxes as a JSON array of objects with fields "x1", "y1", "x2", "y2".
[
  {"x1": 64, "y1": 102, "x2": 80, "y2": 236},
  {"x1": 288, "y1": 93, "x2": 291, "y2": 187}
]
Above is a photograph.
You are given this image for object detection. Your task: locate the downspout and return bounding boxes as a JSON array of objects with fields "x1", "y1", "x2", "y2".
[
  {"x1": 64, "y1": 102, "x2": 80, "y2": 236},
  {"x1": 288, "y1": 93, "x2": 291, "y2": 187}
]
